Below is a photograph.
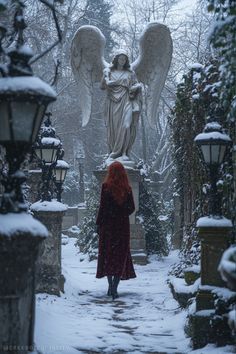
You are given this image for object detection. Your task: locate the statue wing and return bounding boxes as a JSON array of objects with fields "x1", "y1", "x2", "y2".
[
  {"x1": 132, "y1": 22, "x2": 173, "y2": 127},
  {"x1": 71, "y1": 25, "x2": 109, "y2": 127}
]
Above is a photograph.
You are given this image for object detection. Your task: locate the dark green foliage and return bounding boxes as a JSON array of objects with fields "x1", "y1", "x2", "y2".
[
  {"x1": 75, "y1": 177, "x2": 99, "y2": 260},
  {"x1": 138, "y1": 178, "x2": 169, "y2": 256},
  {"x1": 208, "y1": 0, "x2": 236, "y2": 123},
  {"x1": 207, "y1": 0, "x2": 236, "y2": 232},
  {"x1": 62, "y1": 169, "x2": 80, "y2": 206},
  {"x1": 169, "y1": 63, "x2": 218, "y2": 276},
  {"x1": 170, "y1": 64, "x2": 207, "y2": 231},
  {"x1": 170, "y1": 57, "x2": 234, "y2": 276},
  {"x1": 169, "y1": 226, "x2": 200, "y2": 278}
]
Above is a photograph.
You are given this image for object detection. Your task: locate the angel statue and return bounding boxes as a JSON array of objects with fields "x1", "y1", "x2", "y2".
[{"x1": 71, "y1": 23, "x2": 172, "y2": 167}]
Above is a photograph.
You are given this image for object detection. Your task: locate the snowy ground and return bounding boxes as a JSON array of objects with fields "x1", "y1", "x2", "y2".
[{"x1": 35, "y1": 238, "x2": 235, "y2": 354}]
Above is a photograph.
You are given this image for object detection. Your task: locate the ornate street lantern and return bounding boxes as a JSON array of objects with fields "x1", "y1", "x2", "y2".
[
  {"x1": 0, "y1": 1, "x2": 63, "y2": 351},
  {"x1": 194, "y1": 122, "x2": 231, "y2": 216},
  {"x1": 34, "y1": 113, "x2": 61, "y2": 164},
  {"x1": 0, "y1": 10, "x2": 56, "y2": 213},
  {"x1": 194, "y1": 122, "x2": 231, "y2": 166},
  {"x1": 0, "y1": 76, "x2": 55, "y2": 146},
  {"x1": 34, "y1": 113, "x2": 62, "y2": 202},
  {"x1": 53, "y1": 159, "x2": 69, "y2": 202}
]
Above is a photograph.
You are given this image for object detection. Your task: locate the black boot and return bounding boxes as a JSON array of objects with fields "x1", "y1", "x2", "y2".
[
  {"x1": 112, "y1": 276, "x2": 120, "y2": 300},
  {"x1": 107, "y1": 276, "x2": 113, "y2": 296}
]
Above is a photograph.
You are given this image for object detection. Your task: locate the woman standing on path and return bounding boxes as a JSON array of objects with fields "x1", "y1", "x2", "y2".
[{"x1": 96, "y1": 161, "x2": 136, "y2": 300}]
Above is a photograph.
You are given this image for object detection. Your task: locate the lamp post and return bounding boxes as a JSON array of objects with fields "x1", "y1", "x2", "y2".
[
  {"x1": 0, "y1": 9, "x2": 56, "y2": 212},
  {"x1": 53, "y1": 159, "x2": 69, "y2": 202},
  {"x1": 189, "y1": 122, "x2": 233, "y2": 349},
  {"x1": 32, "y1": 113, "x2": 68, "y2": 295},
  {"x1": 34, "y1": 112, "x2": 62, "y2": 201},
  {"x1": 194, "y1": 122, "x2": 232, "y2": 217},
  {"x1": 0, "y1": 1, "x2": 56, "y2": 352}
]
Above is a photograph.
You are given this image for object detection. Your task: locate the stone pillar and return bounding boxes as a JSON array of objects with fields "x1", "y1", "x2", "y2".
[
  {"x1": 27, "y1": 169, "x2": 42, "y2": 204},
  {"x1": 94, "y1": 168, "x2": 147, "y2": 265},
  {"x1": 0, "y1": 212, "x2": 48, "y2": 354},
  {"x1": 188, "y1": 216, "x2": 233, "y2": 349},
  {"x1": 199, "y1": 225, "x2": 233, "y2": 288},
  {"x1": 30, "y1": 201, "x2": 67, "y2": 296}
]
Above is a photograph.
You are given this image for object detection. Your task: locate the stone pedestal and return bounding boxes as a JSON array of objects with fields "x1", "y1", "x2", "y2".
[
  {"x1": 199, "y1": 224, "x2": 233, "y2": 288},
  {"x1": 188, "y1": 217, "x2": 233, "y2": 349},
  {"x1": 31, "y1": 201, "x2": 67, "y2": 296},
  {"x1": 0, "y1": 213, "x2": 48, "y2": 354},
  {"x1": 94, "y1": 168, "x2": 147, "y2": 265}
]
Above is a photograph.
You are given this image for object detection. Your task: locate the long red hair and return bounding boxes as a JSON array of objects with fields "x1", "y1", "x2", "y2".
[{"x1": 104, "y1": 161, "x2": 131, "y2": 205}]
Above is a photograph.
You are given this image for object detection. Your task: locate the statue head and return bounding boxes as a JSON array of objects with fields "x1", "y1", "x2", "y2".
[{"x1": 111, "y1": 49, "x2": 130, "y2": 70}]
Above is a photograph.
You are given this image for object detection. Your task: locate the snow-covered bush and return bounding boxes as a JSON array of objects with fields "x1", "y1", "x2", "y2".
[
  {"x1": 62, "y1": 169, "x2": 81, "y2": 206},
  {"x1": 75, "y1": 177, "x2": 99, "y2": 261},
  {"x1": 138, "y1": 177, "x2": 170, "y2": 256},
  {"x1": 169, "y1": 226, "x2": 200, "y2": 278}
]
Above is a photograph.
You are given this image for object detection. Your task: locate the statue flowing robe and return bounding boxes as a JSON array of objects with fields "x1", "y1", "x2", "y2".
[
  {"x1": 102, "y1": 69, "x2": 141, "y2": 159},
  {"x1": 96, "y1": 183, "x2": 136, "y2": 280}
]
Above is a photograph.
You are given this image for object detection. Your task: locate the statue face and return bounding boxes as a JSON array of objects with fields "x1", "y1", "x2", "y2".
[{"x1": 117, "y1": 54, "x2": 127, "y2": 68}]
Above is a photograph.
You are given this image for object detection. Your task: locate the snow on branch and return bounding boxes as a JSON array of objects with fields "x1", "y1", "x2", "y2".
[{"x1": 29, "y1": 0, "x2": 62, "y2": 65}]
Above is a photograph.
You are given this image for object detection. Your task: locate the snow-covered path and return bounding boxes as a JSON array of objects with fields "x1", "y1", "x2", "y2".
[{"x1": 35, "y1": 238, "x2": 235, "y2": 354}]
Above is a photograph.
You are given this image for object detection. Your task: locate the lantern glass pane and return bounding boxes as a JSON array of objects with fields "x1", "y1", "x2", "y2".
[
  {"x1": 219, "y1": 145, "x2": 226, "y2": 164},
  {"x1": 35, "y1": 148, "x2": 42, "y2": 160},
  {"x1": 55, "y1": 168, "x2": 62, "y2": 182},
  {"x1": 11, "y1": 102, "x2": 38, "y2": 142},
  {"x1": 41, "y1": 147, "x2": 55, "y2": 163},
  {"x1": 211, "y1": 144, "x2": 220, "y2": 164},
  {"x1": 201, "y1": 145, "x2": 210, "y2": 164},
  {"x1": 61, "y1": 169, "x2": 67, "y2": 182},
  {"x1": 32, "y1": 105, "x2": 46, "y2": 142},
  {"x1": 51, "y1": 147, "x2": 58, "y2": 163},
  {"x1": 0, "y1": 102, "x2": 11, "y2": 141}
]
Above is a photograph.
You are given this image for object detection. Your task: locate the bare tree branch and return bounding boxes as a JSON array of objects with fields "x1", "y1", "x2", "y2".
[{"x1": 29, "y1": 0, "x2": 62, "y2": 64}]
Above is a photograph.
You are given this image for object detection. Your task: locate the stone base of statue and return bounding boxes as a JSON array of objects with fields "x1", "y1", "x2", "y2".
[
  {"x1": 0, "y1": 213, "x2": 48, "y2": 354},
  {"x1": 31, "y1": 201, "x2": 68, "y2": 296},
  {"x1": 187, "y1": 218, "x2": 234, "y2": 349},
  {"x1": 94, "y1": 165, "x2": 147, "y2": 265}
]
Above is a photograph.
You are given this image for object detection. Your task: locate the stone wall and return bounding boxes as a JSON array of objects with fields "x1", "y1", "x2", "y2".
[{"x1": 62, "y1": 205, "x2": 87, "y2": 231}]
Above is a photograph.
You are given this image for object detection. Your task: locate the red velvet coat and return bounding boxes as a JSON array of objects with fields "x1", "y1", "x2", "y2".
[{"x1": 96, "y1": 183, "x2": 136, "y2": 280}]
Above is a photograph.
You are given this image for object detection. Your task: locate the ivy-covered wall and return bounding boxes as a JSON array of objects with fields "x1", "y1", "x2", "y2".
[{"x1": 170, "y1": 55, "x2": 234, "y2": 275}]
